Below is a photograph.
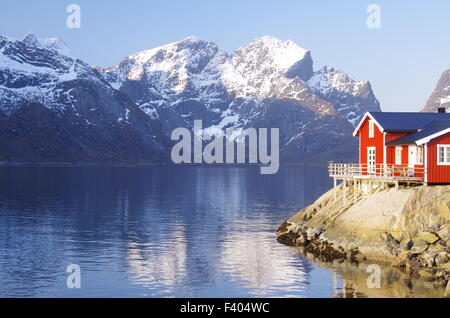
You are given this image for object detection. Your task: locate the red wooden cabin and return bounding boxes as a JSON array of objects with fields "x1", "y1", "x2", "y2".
[{"x1": 351, "y1": 110, "x2": 450, "y2": 184}]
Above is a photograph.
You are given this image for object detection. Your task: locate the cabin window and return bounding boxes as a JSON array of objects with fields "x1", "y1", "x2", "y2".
[
  {"x1": 395, "y1": 146, "x2": 402, "y2": 164},
  {"x1": 369, "y1": 120, "x2": 375, "y2": 138},
  {"x1": 437, "y1": 145, "x2": 450, "y2": 165},
  {"x1": 416, "y1": 146, "x2": 423, "y2": 164},
  {"x1": 367, "y1": 147, "x2": 376, "y2": 173}
]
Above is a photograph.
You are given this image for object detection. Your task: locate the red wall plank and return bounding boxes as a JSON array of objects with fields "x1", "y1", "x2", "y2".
[{"x1": 427, "y1": 132, "x2": 450, "y2": 183}]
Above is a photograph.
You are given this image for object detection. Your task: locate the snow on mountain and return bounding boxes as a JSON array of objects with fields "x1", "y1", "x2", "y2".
[
  {"x1": 22, "y1": 33, "x2": 71, "y2": 56},
  {"x1": 422, "y1": 69, "x2": 450, "y2": 112},
  {"x1": 307, "y1": 66, "x2": 380, "y2": 126},
  {"x1": 0, "y1": 33, "x2": 381, "y2": 163},
  {"x1": 104, "y1": 36, "x2": 228, "y2": 120},
  {"x1": 224, "y1": 36, "x2": 313, "y2": 98},
  {"x1": 104, "y1": 35, "x2": 380, "y2": 126},
  {"x1": 104, "y1": 35, "x2": 380, "y2": 161},
  {"x1": 0, "y1": 33, "x2": 168, "y2": 163},
  {"x1": 103, "y1": 36, "x2": 338, "y2": 129},
  {"x1": 0, "y1": 33, "x2": 103, "y2": 115}
]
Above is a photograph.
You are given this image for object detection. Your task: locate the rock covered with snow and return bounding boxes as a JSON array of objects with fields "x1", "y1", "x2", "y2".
[
  {"x1": 423, "y1": 69, "x2": 450, "y2": 112},
  {"x1": 307, "y1": 66, "x2": 380, "y2": 126}
]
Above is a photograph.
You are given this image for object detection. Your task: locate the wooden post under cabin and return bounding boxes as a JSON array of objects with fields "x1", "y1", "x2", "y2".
[
  {"x1": 343, "y1": 180, "x2": 347, "y2": 205},
  {"x1": 333, "y1": 177, "x2": 337, "y2": 200}
]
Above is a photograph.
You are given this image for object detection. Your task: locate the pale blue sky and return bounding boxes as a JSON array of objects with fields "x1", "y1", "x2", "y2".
[{"x1": 0, "y1": 0, "x2": 449, "y2": 112}]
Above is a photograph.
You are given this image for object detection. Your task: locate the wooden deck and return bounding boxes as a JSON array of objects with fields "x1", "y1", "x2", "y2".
[
  {"x1": 328, "y1": 163, "x2": 425, "y2": 183},
  {"x1": 328, "y1": 163, "x2": 427, "y2": 205}
]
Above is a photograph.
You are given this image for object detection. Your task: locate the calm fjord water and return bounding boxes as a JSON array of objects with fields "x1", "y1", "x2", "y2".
[{"x1": 0, "y1": 165, "x2": 445, "y2": 297}]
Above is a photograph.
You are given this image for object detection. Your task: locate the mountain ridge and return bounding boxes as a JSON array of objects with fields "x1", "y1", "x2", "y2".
[
  {"x1": 0, "y1": 33, "x2": 382, "y2": 163},
  {"x1": 422, "y1": 68, "x2": 450, "y2": 112}
]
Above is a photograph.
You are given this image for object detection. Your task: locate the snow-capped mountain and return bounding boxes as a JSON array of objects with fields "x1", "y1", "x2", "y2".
[
  {"x1": 0, "y1": 33, "x2": 168, "y2": 163},
  {"x1": 307, "y1": 66, "x2": 380, "y2": 126},
  {"x1": 0, "y1": 33, "x2": 381, "y2": 163},
  {"x1": 422, "y1": 69, "x2": 450, "y2": 112},
  {"x1": 104, "y1": 36, "x2": 380, "y2": 161},
  {"x1": 22, "y1": 33, "x2": 71, "y2": 57}
]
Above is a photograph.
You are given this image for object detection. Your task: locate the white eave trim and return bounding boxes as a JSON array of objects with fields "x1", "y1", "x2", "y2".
[
  {"x1": 416, "y1": 127, "x2": 450, "y2": 145},
  {"x1": 352, "y1": 112, "x2": 385, "y2": 137}
]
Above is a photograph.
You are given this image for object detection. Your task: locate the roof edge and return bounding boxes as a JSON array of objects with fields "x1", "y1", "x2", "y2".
[
  {"x1": 416, "y1": 127, "x2": 450, "y2": 145},
  {"x1": 352, "y1": 112, "x2": 384, "y2": 136}
]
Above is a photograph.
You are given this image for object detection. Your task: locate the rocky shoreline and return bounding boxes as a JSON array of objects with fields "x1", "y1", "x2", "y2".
[{"x1": 276, "y1": 184, "x2": 450, "y2": 295}]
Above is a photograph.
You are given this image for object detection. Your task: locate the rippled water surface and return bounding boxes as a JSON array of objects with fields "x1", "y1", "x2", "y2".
[{"x1": 0, "y1": 165, "x2": 446, "y2": 297}]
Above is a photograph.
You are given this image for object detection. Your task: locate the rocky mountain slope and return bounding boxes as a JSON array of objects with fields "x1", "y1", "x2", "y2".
[
  {"x1": 0, "y1": 34, "x2": 168, "y2": 163},
  {"x1": 0, "y1": 33, "x2": 381, "y2": 163},
  {"x1": 422, "y1": 69, "x2": 450, "y2": 112}
]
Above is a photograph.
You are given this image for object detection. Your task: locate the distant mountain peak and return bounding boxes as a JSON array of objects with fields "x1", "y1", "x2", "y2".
[
  {"x1": 239, "y1": 35, "x2": 309, "y2": 72},
  {"x1": 19, "y1": 33, "x2": 71, "y2": 57},
  {"x1": 22, "y1": 32, "x2": 39, "y2": 46},
  {"x1": 125, "y1": 36, "x2": 218, "y2": 64},
  {"x1": 103, "y1": 35, "x2": 379, "y2": 112},
  {"x1": 307, "y1": 66, "x2": 380, "y2": 126},
  {"x1": 179, "y1": 35, "x2": 202, "y2": 43},
  {"x1": 250, "y1": 35, "x2": 298, "y2": 47},
  {"x1": 0, "y1": 33, "x2": 168, "y2": 163},
  {"x1": 422, "y1": 69, "x2": 450, "y2": 112}
]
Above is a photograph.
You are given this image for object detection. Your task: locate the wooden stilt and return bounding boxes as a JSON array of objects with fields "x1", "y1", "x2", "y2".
[
  {"x1": 334, "y1": 177, "x2": 337, "y2": 200},
  {"x1": 343, "y1": 180, "x2": 347, "y2": 205}
]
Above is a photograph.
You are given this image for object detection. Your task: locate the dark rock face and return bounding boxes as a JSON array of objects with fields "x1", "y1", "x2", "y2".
[
  {"x1": 276, "y1": 221, "x2": 358, "y2": 263},
  {"x1": 285, "y1": 50, "x2": 314, "y2": 82},
  {"x1": 422, "y1": 69, "x2": 450, "y2": 112}
]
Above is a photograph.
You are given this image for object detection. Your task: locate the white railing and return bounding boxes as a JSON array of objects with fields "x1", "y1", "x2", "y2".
[{"x1": 328, "y1": 163, "x2": 426, "y2": 182}]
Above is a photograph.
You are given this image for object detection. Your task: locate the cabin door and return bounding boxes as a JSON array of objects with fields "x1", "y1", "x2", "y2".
[
  {"x1": 367, "y1": 147, "x2": 376, "y2": 174},
  {"x1": 408, "y1": 146, "x2": 416, "y2": 176}
]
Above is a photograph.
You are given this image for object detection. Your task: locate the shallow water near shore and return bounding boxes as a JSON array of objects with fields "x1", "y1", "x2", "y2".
[{"x1": 0, "y1": 165, "x2": 447, "y2": 297}]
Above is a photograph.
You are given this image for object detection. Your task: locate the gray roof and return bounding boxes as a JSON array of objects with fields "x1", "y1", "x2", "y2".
[
  {"x1": 386, "y1": 119, "x2": 450, "y2": 145},
  {"x1": 370, "y1": 112, "x2": 450, "y2": 132}
]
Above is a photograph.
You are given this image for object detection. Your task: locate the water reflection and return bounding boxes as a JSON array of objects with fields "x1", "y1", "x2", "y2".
[
  {"x1": 1, "y1": 165, "x2": 441, "y2": 297},
  {"x1": 220, "y1": 226, "x2": 311, "y2": 297},
  {"x1": 0, "y1": 165, "x2": 333, "y2": 297},
  {"x1": 293, "y1": 247, "x2": 449, "y2": 298}
]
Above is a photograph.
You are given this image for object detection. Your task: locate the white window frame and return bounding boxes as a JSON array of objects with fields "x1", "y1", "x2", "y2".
[
  {"x1": 395, "y1": 146, "x2": 402, "y2": 165},
  {"x1": 368, "y1": 120, "x2": 375, "y2": 138},
  {"x1": 416, "y1": 146, "x2": 423, "y2": 164},
  {"x1": 437, "y1": 144, "x2": 450, "y2": 165},
  {"x1": 367, "y1": 146, "x2": 376, "y2": 173}
]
